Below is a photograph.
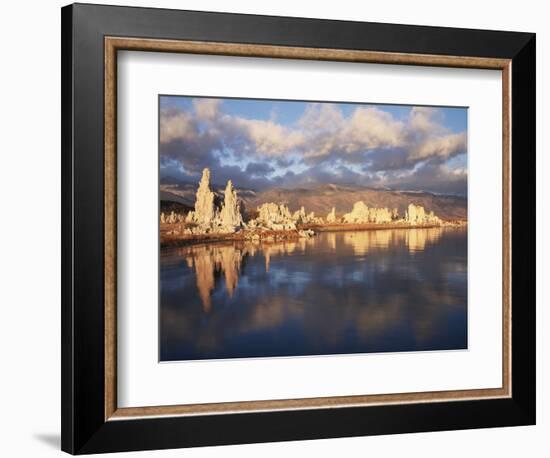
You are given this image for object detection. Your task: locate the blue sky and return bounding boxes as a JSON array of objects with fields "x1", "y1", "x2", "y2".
[{"x1": 159, "y1": 95, "x2": 468, "y2": 195}]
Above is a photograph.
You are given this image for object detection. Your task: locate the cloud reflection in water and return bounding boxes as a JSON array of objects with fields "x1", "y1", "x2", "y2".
[{"x1": 160, "y1": 227, "x2": 467, "y2": 361}]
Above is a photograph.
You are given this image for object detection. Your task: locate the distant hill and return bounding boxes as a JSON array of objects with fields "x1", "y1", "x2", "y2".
[
  {"x1": 160, "y1": 182, "x2": 467, "y2": 221},
  {"x1": 160, "y1": 183, "x2": 258, "y2": 207},
  {"x1": 246, "y1": 184, "x2": 466, "y2": 220}
]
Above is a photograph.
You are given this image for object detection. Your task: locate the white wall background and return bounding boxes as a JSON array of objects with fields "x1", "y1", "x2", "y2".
[{"x1": 0, "y1": 0, "x2": 545, "y2": 456}]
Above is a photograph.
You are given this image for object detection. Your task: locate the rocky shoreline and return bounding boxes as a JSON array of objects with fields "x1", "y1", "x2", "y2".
[
  {"x1": 304, "y1": 221, "x2": 466, "y2": 233},
  {"x1": 160, "y1": 221, "x2": 466, "y2": 249},
  {"x1": 161, "y1": 226, "x2": 313, "y2": 248}
]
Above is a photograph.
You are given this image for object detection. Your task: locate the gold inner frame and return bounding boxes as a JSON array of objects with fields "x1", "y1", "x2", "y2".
[{"x1": 104, "y1": 37, "x2": 512, "y2": 421}]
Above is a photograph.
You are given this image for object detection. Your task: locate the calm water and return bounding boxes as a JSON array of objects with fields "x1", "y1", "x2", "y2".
[{"x1": 160, "y1": 227, "x2": 467, "y2": 361}]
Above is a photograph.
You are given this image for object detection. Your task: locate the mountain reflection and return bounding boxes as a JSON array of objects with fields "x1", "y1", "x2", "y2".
[{"x1": 160, "y1": 227, "x2": 467, "y2": 361}]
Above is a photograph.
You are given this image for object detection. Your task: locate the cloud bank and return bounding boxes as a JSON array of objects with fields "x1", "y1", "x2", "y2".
[{"x1": 160, "y1": 98, "x2": 467, "y2": 195}]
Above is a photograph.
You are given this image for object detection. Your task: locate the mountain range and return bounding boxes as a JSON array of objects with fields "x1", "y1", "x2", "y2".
[{"x1": 160, "y1": 182, "x2": 467, "y2": 221}]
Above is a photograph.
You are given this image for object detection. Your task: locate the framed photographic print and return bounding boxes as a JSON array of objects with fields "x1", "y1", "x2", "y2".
[{"x1": 61, "y1": 3, "x2": 536, "y2": 454}]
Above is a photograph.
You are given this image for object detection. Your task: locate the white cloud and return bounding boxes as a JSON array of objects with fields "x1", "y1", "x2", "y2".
[
  {"x1": 408, "y1": 106, "x2": 444, "y2": 134},
  {"x1": 233, "y1": 118, "x2": 305, "y2": 156},
  {"x1": 159, "y1": 98, "x2": 468, "y2": 194},
  {"x1": 410, "y1": 132, "x2": 467, "y2": 161},
  {"x1": 193, "y1": 98, "x2": 222, "y2": 122},
  {"x1": 343, "y1": 107, "x2": 405, "y2": 150},
  {"x1": 159, "y1": 110, "x2": 197, "y2": 144}
]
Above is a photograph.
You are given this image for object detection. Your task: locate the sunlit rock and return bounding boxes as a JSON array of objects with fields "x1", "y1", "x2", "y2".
[
  {"x1": 405, "y1": 203, "x2": 425, "y2": 224},
  {"x1": 392, "y1": 208, "x2": 399, "y2": 220},
  {"x1": 326, "y1": 207, "x2": 337, "y2": 223},
  {"x1": 292, "y1": 206, "x2": 307, "y2": 223},
  {"x1": 405, "y1": 204, "x2": 441, "y2": 225},
  {"x1": 254, "y1": 202, "x2": 297, "y2": 230},
  {"x1": 343, "y1": 201, "x2": 394, "y2": 224},
  {"x1": 184, "y1": 169, "x2": 245, "y2": 234},
  {"x1": 371, "y1": 207, "x2": 392, "y2": 223},
  {"x1": 427, "y1": 210, "x2": 442, "y2": 225},
  {"x1": 217, "y1": 180, "x2": 244, "y2": 233},
  {"x1": 292, "y1": 206, "x2": 322, "y2": 224},
  {"x1": 343, "y1": 201, "x2": 371, "y2": 223},
  {"x1": 307, "y1": 211, "x2": 323, "y2": 224},
  {"x1": 161, "y1": 211, "x2": 185, "y2": 224},
  {"x1": 186, "y1": 168, "x2": 218, "y2": 227}
]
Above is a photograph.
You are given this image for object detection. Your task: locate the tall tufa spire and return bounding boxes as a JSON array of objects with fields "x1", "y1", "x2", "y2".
[
  {"x1": 218, "y1": 180, "x2": 243, "y2": 231},
  {"x1": 187, "y1": 168, "x2": 217, "y2": 226}
]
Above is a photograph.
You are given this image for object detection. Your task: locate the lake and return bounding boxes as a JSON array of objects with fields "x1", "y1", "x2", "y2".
[{"x1": 160, "y1": 227, "x2": 467, "y2": 361}]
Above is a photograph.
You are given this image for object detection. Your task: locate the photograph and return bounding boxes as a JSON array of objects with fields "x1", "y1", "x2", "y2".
[
  {"x1": 50, "y1": 1, "x2": 538, "y2": 455},
  {"x1": 158, "y1": 96, "x2": 469, "y2": 361}
]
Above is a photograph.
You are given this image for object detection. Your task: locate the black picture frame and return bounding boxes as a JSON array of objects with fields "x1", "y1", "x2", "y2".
[{"x1": 61, "y1": 3, "x2": 535, "y2": 454}]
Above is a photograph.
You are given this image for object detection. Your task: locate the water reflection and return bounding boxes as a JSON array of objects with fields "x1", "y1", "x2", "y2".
[
  {"x1": 160, "y1": 227, "x2": 467, "y2": 361},
  {"x1": 342, "y1": 227, "x2": 443, "y2": 255}
]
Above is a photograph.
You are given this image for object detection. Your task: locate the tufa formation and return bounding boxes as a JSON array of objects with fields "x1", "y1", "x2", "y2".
[{"x1": 162, "y1": 169, "x2": 445, "y2": 237}]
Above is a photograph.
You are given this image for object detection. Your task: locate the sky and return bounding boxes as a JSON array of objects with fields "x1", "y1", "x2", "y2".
[{"x1": 159, "y1": 95, "x2": 468, "y2": 196}]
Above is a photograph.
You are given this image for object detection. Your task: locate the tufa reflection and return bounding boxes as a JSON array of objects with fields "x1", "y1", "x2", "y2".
[{"x1": 172, "y1": 227, "x2": 448, "y2": 310}]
